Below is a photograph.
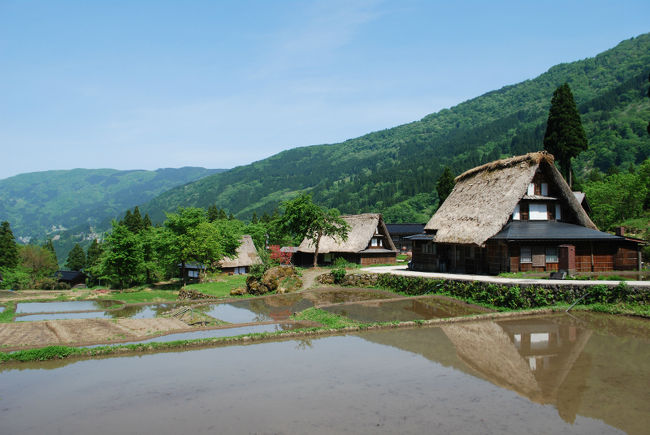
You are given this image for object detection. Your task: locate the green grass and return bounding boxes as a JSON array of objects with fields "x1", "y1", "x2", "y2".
[
  {"x1": 0, "y1": 302, "x2": 15, "y2": 323},
  {"x1": 184, "y1": 275, "x2": 247, "y2": 298},
  {"x1": 98, "y1": 289, "x2": 180, "y2": 303},
  {"x1": 292, "y1": 307, "x2": 359, "y2": 328}
]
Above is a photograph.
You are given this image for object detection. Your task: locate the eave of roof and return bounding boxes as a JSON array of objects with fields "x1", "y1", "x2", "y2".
[{"x1": 490, "y1": 221, "x2": 629, "y2": 241}]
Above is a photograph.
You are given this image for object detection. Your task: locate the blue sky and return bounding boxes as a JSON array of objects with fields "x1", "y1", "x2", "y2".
[{"x1": 1, "y1": 0, "x2": 649, "y2": 180}]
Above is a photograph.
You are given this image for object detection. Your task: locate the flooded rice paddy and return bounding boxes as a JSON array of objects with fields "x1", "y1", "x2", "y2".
[
  {"x1": 15, "y1": 300, "x2": 120, "y2": 314},
  {"x1": 1, "y1": 312, "x2": 648, "y2": 434},
  {"x1": 323, "y1": 295, "x2": 488, "y2": 322}
]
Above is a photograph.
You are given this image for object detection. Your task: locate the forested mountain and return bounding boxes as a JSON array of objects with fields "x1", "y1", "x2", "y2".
[
  {"x1": 142, "y1": 34, "x2": 650, "y2": 224},
  {"x1": 0, "y1": 167, "x2": 223, "y2": 242}
]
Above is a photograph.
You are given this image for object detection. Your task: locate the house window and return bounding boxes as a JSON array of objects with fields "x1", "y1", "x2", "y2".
[
  {"x1": 527, "y1": 183, "x2": 535, "y2": 196},
  {"x1": 529, "y1": 203, "x2": 548, "y2": 220},
  {"x1": 546, "y1": 247, "x2": 558, "y2": 263},
  {"x1": 371, "y1": 238, "x2": 382, "y2": 247},
  {"x1": 520, "y1": 246, "x2": 532, "y2": 264},
  {"x1": 188, "y1": 270, "x2": 199, "y2": 278},
  {"x1": 541, "y1": 183, "x2": 548, "y2": 196},
  {"x1": 513, "y1": 204, "x2": 520, "y2": 220},
  {"x1": 422, "y1": 242, "x2": 436, "y2": 254},
  {"x1": 555, "y1": 204, "x2": 562, "y2": 221}
]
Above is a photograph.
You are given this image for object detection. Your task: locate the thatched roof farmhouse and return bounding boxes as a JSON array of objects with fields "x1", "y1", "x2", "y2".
[
  {"x1": 295, "y1": 213, "x2": 397, "y2": 266},
  {"x1": 219, "y1": 235, "x2": 262, "y2": 274},
  {"x1": 410, "y1": 152, "x2": 642, "y2": 274}
]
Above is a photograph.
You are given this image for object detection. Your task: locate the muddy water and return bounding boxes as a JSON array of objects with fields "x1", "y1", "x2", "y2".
[
  {"x1": 15, "y1": 300, "x2": 119, "y2": 313},
  {"x1": 1, "y1": 313, "x2": 648, "y2": 434},
  {"x1": 15, "y1": 303, "x2": 183, "y2": 321},
  {"x1": 201, "y1": 294, "x2": 313, "y2": 323},
  {"x1": 323, "y1": 295, "x2": 487, "y2": 322}
]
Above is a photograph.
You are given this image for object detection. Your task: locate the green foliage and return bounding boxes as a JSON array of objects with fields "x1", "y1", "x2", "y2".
[
  {"x1": 98, "y1": 221, "x2": 145, "y2": 288},
  {"x1": 65, "y1": 243, "x2": 86, "y2": 271},
  {"x1": 18, "y1": 245, "x2": 58, "y2": 288},
  {"x1": 544, "y1": 83, "x2": 588, "y2": 184},
  {"x1": 86, "y1": 239, "x2": 102, "y2": 268},
  {"x1": 375, "y1": 275, "x2": 647, "y2": 309},
  {"x1": 0, "y1": 266, "x2": 30, "y2": 290},
  {"x1": 42, "y1": 239, "x2": 58, "y2": 266},
  {"x1": 140, "y1": 34, "x2": 650, "y2": 223},
  {"x1": 293, "y1": 307, "x2": 358, "y2": 328},
  {"x1": 584, "y1": 159, "x2": 649, "y2": 230},
  {"x1": 435, "y1": 166, "x2": 455, "y2": 207},
  {"x1": 0, "y1": 221, "x2": 19, "y2": 269},
  {"x1": 279, "y1": 193, "x2": 350, "y2": 267},
  {"x1": 0, "y1": 302, "x2": 15, "y2": 323}
]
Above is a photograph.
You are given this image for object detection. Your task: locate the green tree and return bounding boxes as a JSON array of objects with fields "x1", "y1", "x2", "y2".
[
  {"x1": 65, "y1": 243, "x2": 86, "y2": 271},
  {"x1": 164, "y1": 207, "x2": 240, "y2": 283},
  {"x1": 143, "y1": 213, "x2": 153, "y2": 229},
  {"x1": 584, "y1": 166, "x2": 648, "y2": 230},
  {"x1": 86, "y1": 239, "x2": 103, "y2": 272},
  {"x1": 42, "y1": 239, "x2": 58, "y2": 266},
  {"x1": 20, "y1": 245, "x2": 58, "y2": 285},
  {"x1": 543, "y1": 83, "x2": 588, "y2": 187},
  {"x1": 207, "y1": 204, "x2": 219, "y2": 222},
  {"x1": 647, "y1": 73, "x2": 650, "y2": 135},
  {"x1": 0, "y1": 221, "x2": 19, "y2": 269},
  {"x1": 435, "y1": 167, "x2": 455, "y2": 207},
  {"x1": 99, "y1": 221, "x2": 145, "y2": 288},
  {"x1": 278, "y1": 193, "x2": 349, "y2": 267},
  {"x1": 124, "y1": 206, "x2": 144, "y2": 233}
]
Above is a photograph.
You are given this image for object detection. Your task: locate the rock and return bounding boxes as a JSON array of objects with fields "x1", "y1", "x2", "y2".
[
  {"x1": 246, "y1": 265, "x2": 302, "y2": 294},
  {"x1": 178, "y1": 288, "x2": 216, "y2": 300},
  {"x1": 230, "y1": 287, "x2": 247, "y2": 296}
]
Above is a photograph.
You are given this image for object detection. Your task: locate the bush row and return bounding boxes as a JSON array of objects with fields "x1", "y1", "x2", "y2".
[{"x1": 375, "y1": 274, "x2": 648, "y2": 309}]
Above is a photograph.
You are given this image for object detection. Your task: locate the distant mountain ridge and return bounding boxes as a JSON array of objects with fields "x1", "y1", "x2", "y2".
[
  {"x1": 0, "y1": 167, "x2": 225, "y2": 242},
  {"x1": 141, "y1": 33, "x2": 650, "y2": 224}
]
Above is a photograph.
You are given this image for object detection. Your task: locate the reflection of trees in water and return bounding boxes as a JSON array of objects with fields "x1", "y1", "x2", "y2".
[
  {"x1": 295, "y1": 338, "x2": 313, "y2": 350},
  {"x1": 105, "y1": 305, "x2": 147, "y2": 318}
]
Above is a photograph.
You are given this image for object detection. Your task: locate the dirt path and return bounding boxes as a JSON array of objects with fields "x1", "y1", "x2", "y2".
[{"x1": 300, "y1": 268, "x2": 327, "y2": 289}]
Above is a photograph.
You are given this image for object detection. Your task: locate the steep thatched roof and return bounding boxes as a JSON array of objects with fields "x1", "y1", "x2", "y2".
[
  {"x1": 298, "y1": 213, "x2": 397, "y2": 253},
  {"x1": 425, "y1": 151, "x2": 597, "y2": 246},
  {"x1": 219, "y1": 235, "x2": 262, "y2": 268}
]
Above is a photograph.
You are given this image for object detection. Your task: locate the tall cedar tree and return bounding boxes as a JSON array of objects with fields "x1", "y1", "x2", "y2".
[
  {"x1": 86, "y1": 239, "x2": 103, "y2": 268},
  {"x1": 143, "y1": 213, "x2": 152, "y2": 229},
  {"x1": 42, "y1": 239, "x2": 58, "y2": 266},
  {"x1": 0, "y1": 221, "x2": 19, "y2": 269},
  {"x1": 279, "y1": 193, "x2": 350, "y2": 267},
  {"x1": 543, "y1": 83, "x2": 588, "y2": 186},
  {"x1": 647, "y1": 73, "x2": 650, "y2": 135},
  {"x1": 124, "y1": 207, "x2": 144, "y2": 233},
  {"x1": 435, "y1": 167, "x2": 455, "y2": 207},
  {"x1": 65, "y1": 243, "x2": 86, "y2": 271}
]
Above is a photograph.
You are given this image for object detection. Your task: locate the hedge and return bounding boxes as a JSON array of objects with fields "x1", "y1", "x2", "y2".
[{"x1": 375, "y1": 274, "x2": 648, "y2": 309}]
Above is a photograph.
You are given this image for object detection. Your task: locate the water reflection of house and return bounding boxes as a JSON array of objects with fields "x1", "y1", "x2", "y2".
[
  {"x1": 409, "y1": 152, "x2": 642, "y2": 274},
  {"x1": 359, "y1": 316, "x2": 595, "y2": 426}
]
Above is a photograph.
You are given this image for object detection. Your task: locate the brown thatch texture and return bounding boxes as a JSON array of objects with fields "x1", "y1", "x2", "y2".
[
  {"x1": 219, "y1": 235, "x2": 262, "y2": 268},
  {"x1": 298, "y1": 213, "x2": 396, "y2": 253},
  {"x1": 425, "y1": 151, "x2": 596, "y2": 246}
]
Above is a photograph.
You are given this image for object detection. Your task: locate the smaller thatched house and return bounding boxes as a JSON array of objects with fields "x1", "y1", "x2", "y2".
[
  {"x1": 294, "y1": 213, "x2": 397, "y2": 266},
  {"x1": 410, "y1": 152, "x2": 642, "y2": 274},
  {"x1": 219, "y1": 235, "x2": 262, "y2": 274}
]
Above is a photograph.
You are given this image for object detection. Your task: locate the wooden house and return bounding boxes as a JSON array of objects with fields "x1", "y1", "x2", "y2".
[
  {"x1": 294, "y1": 213, "x2": 397, "y2": 266},
  {"x1": 410, "y1": 152, "x2": 642, "y2": 274},
  {"x1": 385, "y1": 223, "x2": 425, "y2": 252},
  {"x1": 219, "y1": 235, "x2": 262, "y2": 274}
]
